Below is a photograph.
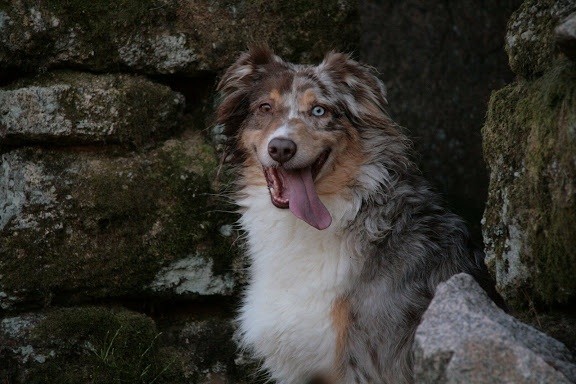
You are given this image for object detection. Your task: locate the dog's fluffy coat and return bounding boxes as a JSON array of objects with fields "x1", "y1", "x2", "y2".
[{"x1": 216, "y1": 46, "x2": 501, "y2": 384}]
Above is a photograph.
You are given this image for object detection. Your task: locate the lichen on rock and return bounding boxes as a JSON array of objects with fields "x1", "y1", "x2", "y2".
[
  {"x1": 0, "y1": 129, "x2": 240, "y2": 308},
  {"x1": 0, "y1": 0, "x2": 358, "y2": 75},
  {"x1": 151, "y1": 253, "x2": 235, "y2": 296},
  {"x1": 482, "y1": 59, "x2": 576, "y2": 307},
  {"x1": 506, "y1": 0, "x2": 576, "y2": 78},
  {"x1": 0, "y1": 71, "x2": 185, "y2": 146}
]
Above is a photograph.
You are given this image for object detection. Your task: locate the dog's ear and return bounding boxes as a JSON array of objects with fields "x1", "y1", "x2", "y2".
[
  {"x1": 317, "y1": 52, "x2": 390, "y2": 127},
  {"x1": 217, "y1": 45, "x2": 281, "y2": 94},
  {"x1": 216, "y1": 45, "x2": 284, "y2": 136}
]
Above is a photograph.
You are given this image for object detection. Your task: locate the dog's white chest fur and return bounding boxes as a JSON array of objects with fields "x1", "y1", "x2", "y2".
[{"x1": 237, "y1": 187, "x2": 358, "y2": 383}]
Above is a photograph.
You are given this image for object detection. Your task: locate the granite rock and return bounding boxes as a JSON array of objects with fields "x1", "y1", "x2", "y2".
[{"x1": 413, "y1": 273, "x2": 576, "y2": 383}]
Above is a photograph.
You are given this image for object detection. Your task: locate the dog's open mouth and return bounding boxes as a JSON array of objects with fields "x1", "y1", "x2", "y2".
[{"x1": 263, "y1": 149, "x2": 332, "y2": 230}]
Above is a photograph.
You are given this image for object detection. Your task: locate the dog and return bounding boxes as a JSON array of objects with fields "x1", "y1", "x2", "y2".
[{"x1": 216, "y1": 46, "x2": 503, "y2": 384}]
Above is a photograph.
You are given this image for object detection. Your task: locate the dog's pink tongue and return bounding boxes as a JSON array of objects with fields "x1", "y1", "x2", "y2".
[{"x1": 284, "y1": 167, "x2": 332, "y2": 230}]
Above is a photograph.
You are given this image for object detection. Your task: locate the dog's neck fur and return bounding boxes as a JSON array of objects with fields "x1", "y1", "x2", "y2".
[{"x1": 236, "y1": 183, "x2": 365, "y2": 383}]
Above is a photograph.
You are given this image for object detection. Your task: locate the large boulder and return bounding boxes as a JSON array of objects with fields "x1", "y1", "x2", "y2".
[
  {"x1": 0, "y1": 0, "x2": 358, "y2": 76},
  {"x1": 482, "y1": 0, "x2": 576, "y2": 308},
  {"x1": 413, "y1": 273, "x2": 576, "y2": 383}
]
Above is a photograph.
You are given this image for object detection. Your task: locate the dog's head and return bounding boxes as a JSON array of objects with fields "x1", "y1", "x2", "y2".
[{"x1": 216, "y1": 46, "x2": 397, "y2": 230}]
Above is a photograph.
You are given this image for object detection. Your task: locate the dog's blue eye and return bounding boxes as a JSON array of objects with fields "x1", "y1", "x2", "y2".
[{"x1": 311, "y1": 106, "x2": 325, "y2": 117}]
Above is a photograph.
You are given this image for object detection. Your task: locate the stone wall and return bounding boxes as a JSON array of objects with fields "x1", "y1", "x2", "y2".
[{"x1": 0, "y1": 1, "x2": 358, "y2": 382}]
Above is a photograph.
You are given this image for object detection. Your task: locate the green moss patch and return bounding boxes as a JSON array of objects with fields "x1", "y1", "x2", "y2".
[
  {"x1": 505, "y1": 0, "x2": 576, "y2": 78},
  {"x1": 0, "y1": 130, "x2": 239, "y2": 306},
  {"x1": 175, "y1": 0, "x2": 359, "y2": 67},
  {"x1": 483, "y1": 59, "x2": 576, "y2": 306},
  {"x1": 29, "y1": 306, "x2": 186, "y2": 384},
  {"x1": 44, "y1": 0, "x2": 168, "y2": 68}
]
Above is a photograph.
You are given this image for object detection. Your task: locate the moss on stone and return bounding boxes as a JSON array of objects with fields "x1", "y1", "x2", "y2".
[
  {"x1": 3, "y1": 71, "x2": 184, "y2": 147},
  {"x1": 0, "y1": 130, "x2": 238, "y2": 306},
  {"x1": 505, "y1": 0, "x2": 576, "y2": 78},
  {"x1": 2, "y1": 0, "x2": 358, "y2": 75},
  {"x1": 61, "y1": 71, "x2": 184, "y2": 146},
  {"x1": 483, "y1": 84, "x2": 527, "y2": 167},
  {"x1": 517, "y1": 61, "x2": 576, "y2": 304},
  {"x1": 175, "y1": 0, "x2": 359, "y2": 67},
  {"x1": 43, "y1": 0, "x2": 165, "y2": 69},
  {"x1": 483, "y1": 59, "x2": 576, "y2": 307},
  {"x1": 29, "y1": 306, "x2": 186, "y2": 384}
]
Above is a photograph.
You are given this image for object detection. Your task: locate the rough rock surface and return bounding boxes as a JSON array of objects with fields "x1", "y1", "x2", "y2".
[
  {"x1": 506, "y1": 0, "x2": 576, "y2": 78},
  {"x1": 0, "y1": 128, "x2": 239, "y2": 309},
  {"x1": 5, "y1": 0, "x2": 574, "y2": 382},
  {"x1": 0, "y1": 71, "x2": 184, "y2": 146},
  {"x1": 482, "y1": 0, "x2": 576, "y2": 307},
  {"x1": 0, "y1": 0, "x2": 358, "y2": 76},
  {"x1": 413, "y1": 273, "x2": 576, "y2": 383},
  {"x1": 359, "y1": 0, "x2": 522, "y2": 240}
]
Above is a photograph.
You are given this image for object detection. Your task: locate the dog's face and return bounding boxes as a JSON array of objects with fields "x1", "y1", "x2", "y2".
[{"x1": 217, "y1": 46, "x2": 392, "y2": 230}]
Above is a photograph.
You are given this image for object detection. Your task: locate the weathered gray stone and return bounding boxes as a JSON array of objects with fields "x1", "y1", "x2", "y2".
[
  {"x1": 556, "y1": 12, "x2": 576, "y2": 61},
  {"x1": 0, "y1": 128, "x2": 240, "y2": 308},
  {"x1": 0, "y1": 71, "x2": 184, "y2": 146},
  {"x1": 150, "y1": 253, "x2": 236, "y2": 296},
  {"x1": 413, "y1": 273, "x2": 576, "y2": 384},
  {"x1": 506, "y1": 0, "x2": 576, "y2": 78},
  {"x1": 482, "y1": 56, "x2": 576, "y2": 307},
  {"x1": 0, "y1": 314, "x2": 48, "y2": 367},
  {"x1": 0, "y1": 0, "x2": 358, "y2": 76}
]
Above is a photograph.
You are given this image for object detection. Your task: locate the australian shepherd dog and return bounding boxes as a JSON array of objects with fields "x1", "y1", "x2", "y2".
[{"x1": 216, "y1": 46, "x2": 502, "y2": 384}]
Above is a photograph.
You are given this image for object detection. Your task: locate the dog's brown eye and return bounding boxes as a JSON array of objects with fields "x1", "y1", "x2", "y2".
[
  {"x1": 259, "y1": 103, "x2": 272, "y2": 113},
  {"x1": 311, "y1": 106, "x2": 325, "y2": 117}
]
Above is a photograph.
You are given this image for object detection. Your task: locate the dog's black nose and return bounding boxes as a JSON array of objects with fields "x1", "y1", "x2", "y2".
[{"x1": 268, "y1": 138, "x2": 297, "y2": 164}]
